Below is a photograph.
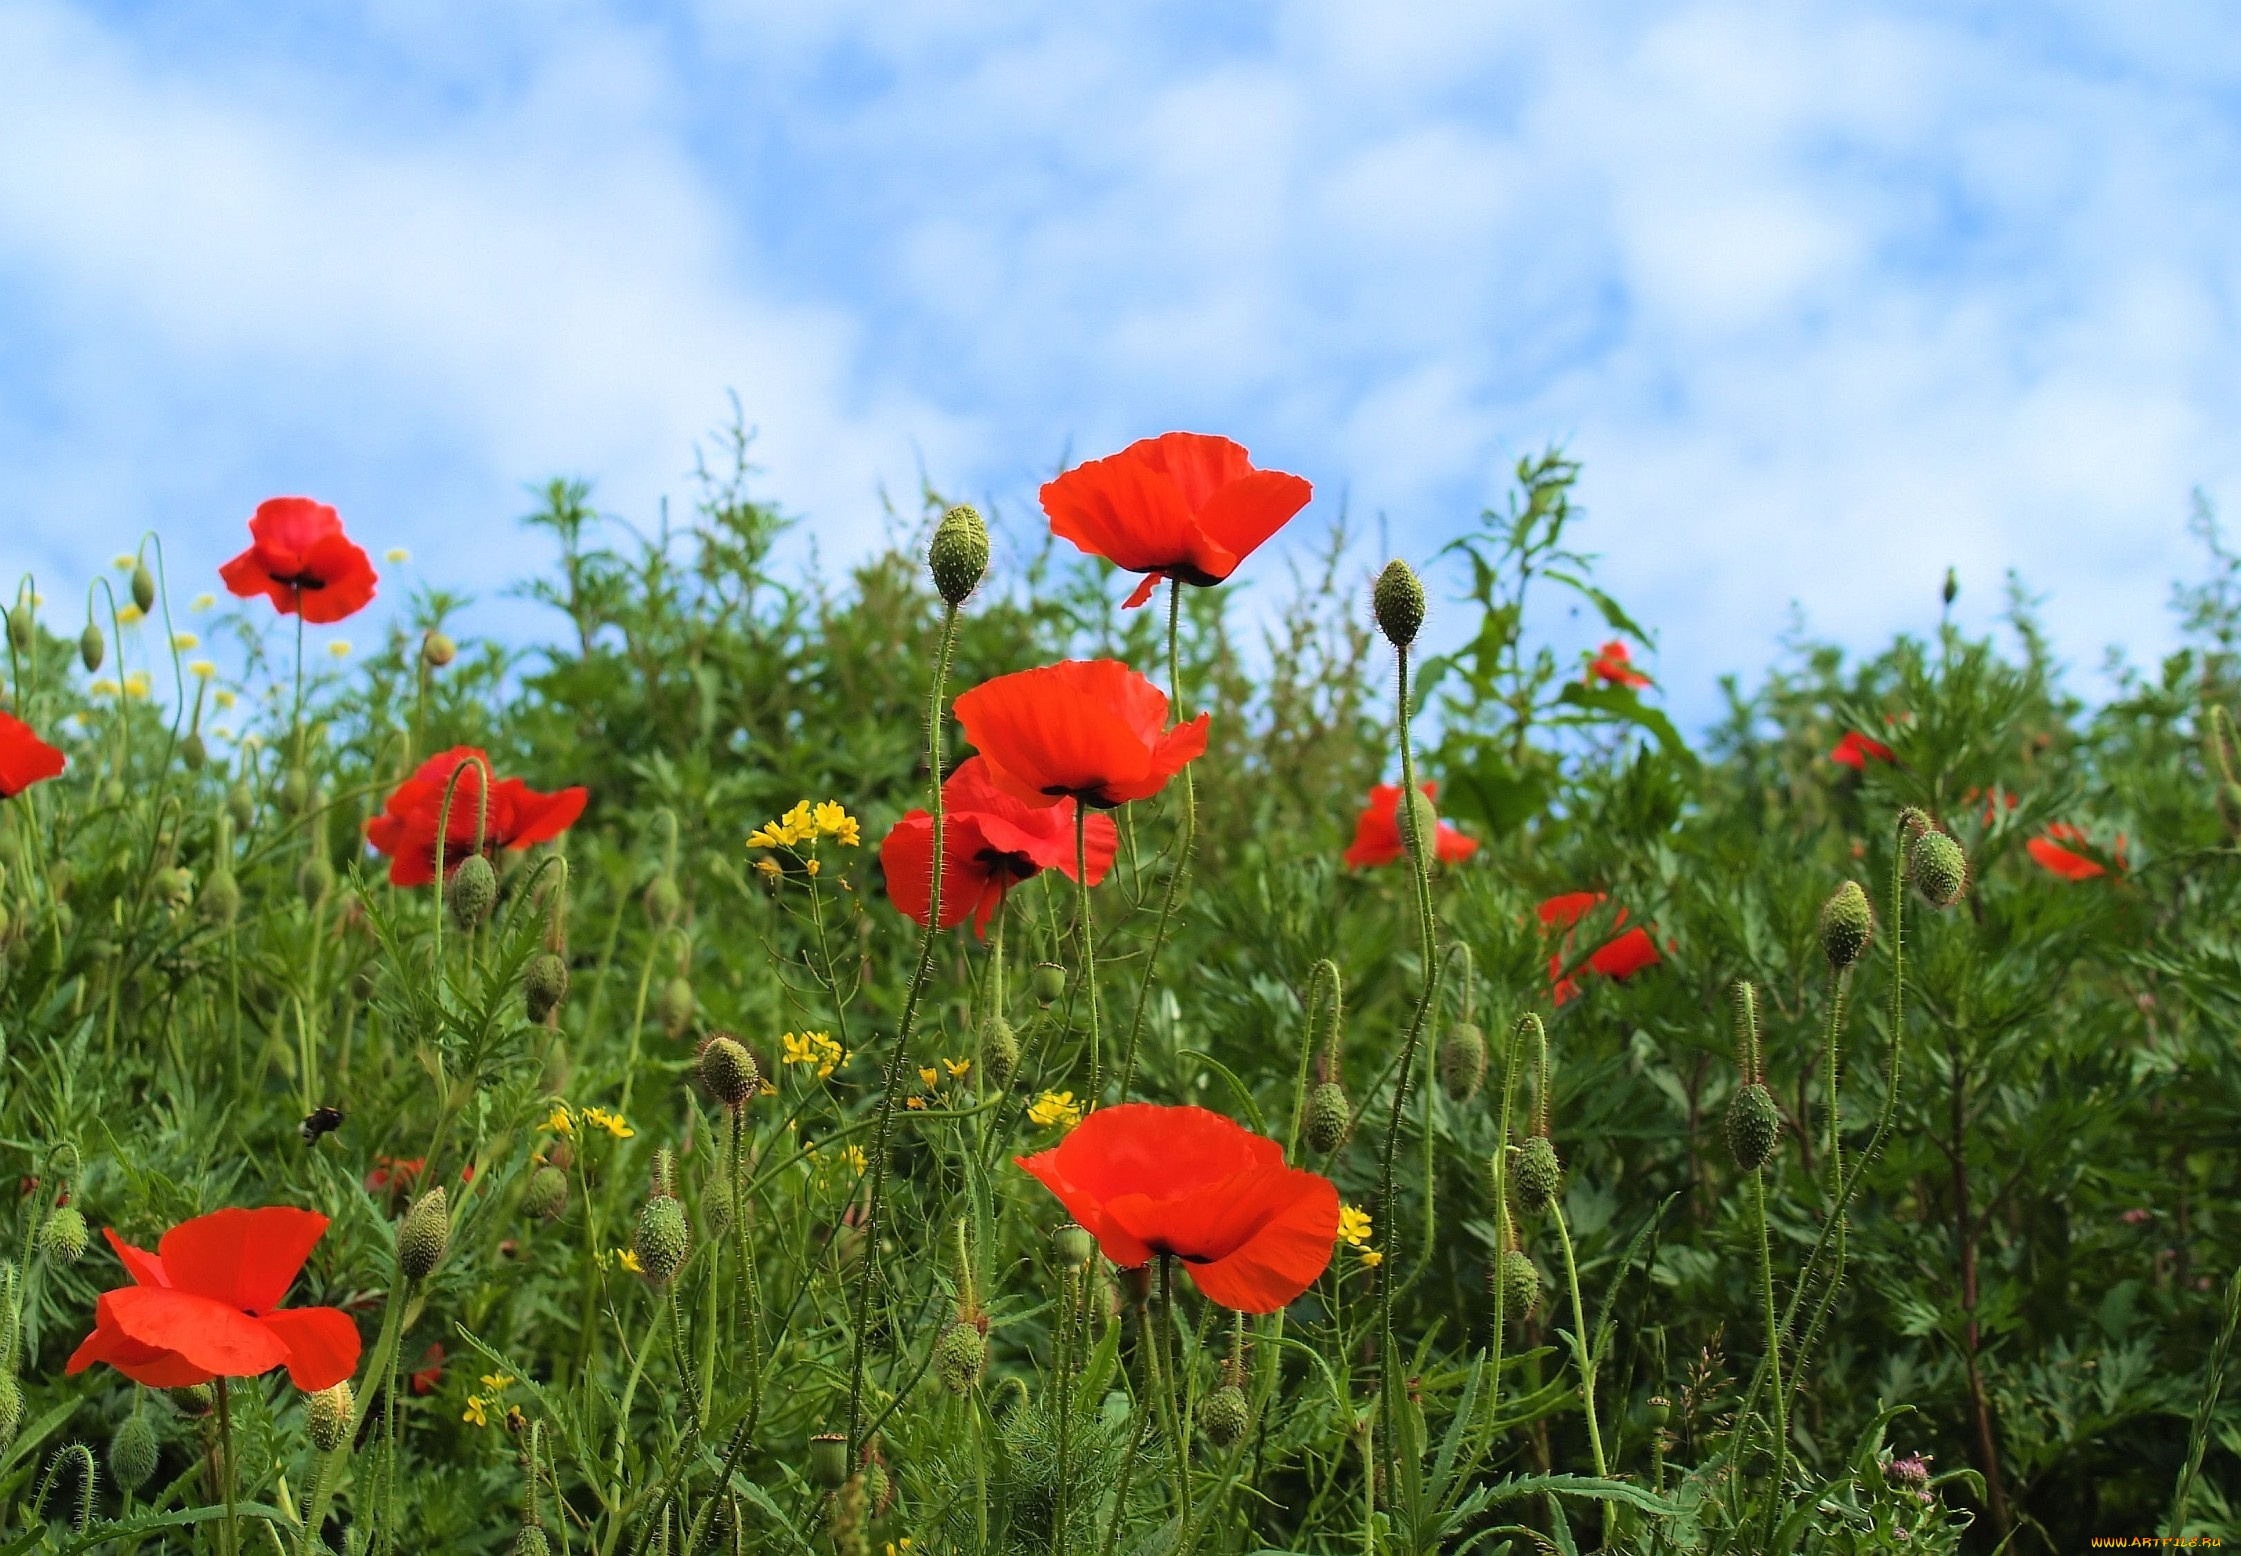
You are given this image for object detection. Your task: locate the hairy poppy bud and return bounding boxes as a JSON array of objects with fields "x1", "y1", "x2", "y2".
[
  {"x1": 1495, "y1": 1248, "x2": 1540, "y2": 1323},
  {"x1": 48, "y1": 1143, "x2": 79, "y2": 1179},
  {"x1": 181, "y1": 731, "x2": 207, "y2": 772},
  {"x1": 398, "y1": 1187, "x2": 449, "y2": 1281},
  {"x1": 523, "y1": 952, "x2": 570, "y2": 1023},
  {"x1": 644, "y1": 874, "x2": 681, "y2": 927},
  {"x1": 1909, "y1": 829, "x2": 1967, "y2": 909},
  {"x1": 1053, "y1": 1223, "x2": 1096, "y2": 1267},
  {"x1": 807, "y1": 1433, "x2": 850, "y2": 1489},
  {"x1": 200, "y1": 868, "x2": 240, "y2": 927},
  {"x1": 1197, "y1": 1383, "x2": 1251, "y2": 1450},
  {"x1": 109, "y1": 1411, "x2": 158, "y2": 1489},
  {"x1": 657, "y1": 975, "x2": 695, "y2": 1038},
  {"x1": 306, "y1": 1382, "x2": 353, "y2": 1452},
  {"x1": 446, "y1": 855, "x2": 497, "y2": 929},
  {"x1": 1304, "y1": 1082, "x2": 1350, "y2": 1155},
  {"x1": 1437, "y1": 1021, "x2": 1486, "y2": 1102},
  {"x1": 523, "y1": 1165, "x2": 568, "y2": 1222},
  {"x1": 1373, "y1": 559, "x2": 1426, "y2": 649},
  {"x1": 299, "y1": 853, "x2": 335, "y2": 906},
  {"x1": 1819, "y1": 880, "x2": 1873, "y2": 970},
  {"x1": 929, "y1": 504, "x2": 991, "y2": 607},
  {"x1": 934, "y1": 1320, "x2": 987, "y2": 1394},
  {"x1": 0, "y1": 1374, "x2": 22, "y2": 1447},
  {"x1": 698, "y1": 1033, "x2": 758, "y2": 1107},
  {"x1": 1031, "y1": 962, "x2": 1066, "y2": 1006},
  {"x1": 422, "y1": 630, "x2": 457, "y2": 669},
  {"x1": 39, "y1": 1205, "x2": 87, "y2": 1266},
  {"x1": 154, "y1": 866, "x2": 194, "y2": 912},
  {"x1": 280, "y1": 767, "x2": 311, "y2": 816},
  {"x1": 227, "y1": 782, "x2": 255, "y2": 831},
  {"x1": 634, "y1": 1195, "x2": 690, "y2": 1286},
  {"x1": 1725, "y1": 1082, "x2": 1781, "y2": 1171},
  {"x1": 1513, "y1": 1136, "x2": 1563, "y2": 1214},
  {"x1": 79, "y1": 623, "x2": 104, "y2": 674},
  {"x1": 513, "y1": 1528, "x2": 551, "y2": 1556},
  {"x1": 130, "y1": 562, "x2": 156, "y2": 615},
  {"x1": 980, "y1": 1015, "x2": 1020, "y2": 1091},
  {"x1": 5, "y1": 607, "x2": 29, "y2": 655}
]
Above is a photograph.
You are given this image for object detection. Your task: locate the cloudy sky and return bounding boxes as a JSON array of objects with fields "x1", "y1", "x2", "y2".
[{"x1": 2, "y1": 1, "x2": 2235, "y2": 725}]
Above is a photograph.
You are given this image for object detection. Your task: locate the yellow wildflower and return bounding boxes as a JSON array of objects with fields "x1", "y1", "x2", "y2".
[
  {"x1": 172, "y1": 632, "x2": 199, "y2": 651},
  {"x1": 189, "y1": 660, "x2": 216, "y2": 680},
  {"x1": 842, "y1": 1144, "x2": 868, "y2": 1174},
  {"x1": 581, "y1": 1107, "x2": 634, "y2": 1140},
  {"x1": 1359, "y1": 1248, "x2": 1384, "y2": 1269},
  {"x1": 755, "y1": 857, "x2": 782, "y2": 878},
  {"x1": 385, "y1": 547, "x2": 412, "y2": 563},
  {"x1": 906, "y1": 1096, "x2": 927, "y2": 1110},
  {"x1": 479, "y1": 1372, "x2": 515, "y2": 1392},
  {"x1": 328, "y1": 640, "x2": 351, "y2": 658},
  {"x1": 1338, "y1": 1205, "x2": 1372, "y2": 1247},
  {"x1": 805, "y1": 857, "x2": 821, "y2": 878},
  {"x1": 117, "y1": 603, "x2": 143, "y2": 626},
  {"x1": 189, "y1": 593, "x2": 215, "y2": 612},
  {"x1": 945, "y1": 1057, "x2": 972, "y2": 1080},
  {"x1": 90, "y1": 678, "x2": 120, "y2": 698},
  {"x1": 462, "y1": 1396, "x2": 489, "y2": 1427},
  {"x1": 544, "y1": 1104, "x2": 575, "y2": 1136},
  {"x1": 211, "y1": 726, "x2": 233, "y2": 742},
  {"x1": 214, "y1": 688, "x2": 236, "y2": 709},
  {"x1": 112, "y1": 554, "x2": 133, "y2": 571},
  {"x1": 813, "y1": 801, "x2": 860, "y2": 840},
  {"x1": 1029, "y1": 1091, "x2": 1083, "y2": 1130},
  {"x1": 618, "y1": 1249, "x2": 643, "y2": 1274},
  {"x1": 919, "y1": 1066, "x2": 941, "y2": 1089},
  {"x1": 781, "y1": 1031, "x2": 846, "y2": 1080},
  {"x1": 123, "y1": 671, "x2": 151, "y2": 699}
]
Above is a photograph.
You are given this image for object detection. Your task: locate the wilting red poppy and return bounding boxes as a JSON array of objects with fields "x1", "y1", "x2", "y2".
[
  {"x1": 1042, "y1": 434, "x2": 1312, "y2": 609},
  {"x1": 1538, "y1": 892, "x2": 1661, "y2": 1005},
  {"x1": 0, "y1": 713, "x2": 65, "y2": 798},
  {"x1": 218, "y1": 498, "x2": 378, "y2": 625},
  {"x1": 954, "y1": 659, "x2": 1209, "y2": 810},
  {"x1": 1342, "y1": 782, "x2": 1477, "y2": 868},
  {"x1": 2028, "y1": 823, "x2": 2107, "y2": 882},
  {"x1": 881, "y1": 757, "x2": 1119, "y2": 934},
  {"x1": 1586, "y1": 641, "x2": 1650, "y2": 689},
  {"x1": 66, "y1": 1208, "x2": 360, "y2": 1391},
  {"x1": 1830, "y1": 732, "x2": 1896, "y2": 770},
  {"x1": 1017, "y1": 1103, "x2": 1338, "y2": 1313},
  {"x1": 365, "y1": 747, "x2": 588, "y2": 888}
]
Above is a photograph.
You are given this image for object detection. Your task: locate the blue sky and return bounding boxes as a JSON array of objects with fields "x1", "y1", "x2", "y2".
[{"x1": 4, "y1": 2, "x2": 2239, "y2": 726}]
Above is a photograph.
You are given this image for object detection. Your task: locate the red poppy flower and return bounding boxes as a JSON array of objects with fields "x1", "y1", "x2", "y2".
[
  {"x1": 0, "y1": 713, "x2": 65, "y2": 798},
  {"x1": 218, "y1": 498, "x2": 378, "y2": 625},
  {"x1": 2028, "y1": 823, "x2": 2107, "y2": 882},
  {"x1": 1017, "y1": 1103, "x2": 1338, "y2": 1313},
  {"x1": 1538, "y1": 892, "x2": 1660, "y2": 1004},
  {"x1": 1042, "y1": 434, "x2": 1313, "y2": 609},
  {"x1": 880, "y1": 757, "x2": 1120, "y2": 934},
  {"x1": 954, "y1": 659, "x2": 1209, "y2": 810},
  {"x1": 65, "y1": 1208, "x2": 360, "y2": 1391},
  {"x1": 365, "y1": 1157, "x2": 425, "y2": 1194},
  {"x1": 1587, "y1": 926, "x2": 1662, "y2": 978},
  {"x1": 1586, "y1": 641, "x2": 1650, "y2": 689},
  {"x1": 410, "y1": 1343, "x2": 445, "y2": 1395},
  {"x1": 1342, "y1": 782, "x2": 1478, "y2": 868},
  {"x1": 365, "y1": 747, "x2": 588, "y2": 887},
  {"x1": 1830, "y1": 732, "x2": 1896, "y2": 770}
]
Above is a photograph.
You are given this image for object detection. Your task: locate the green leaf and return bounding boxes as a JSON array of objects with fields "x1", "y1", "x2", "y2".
[
  {"x1": 1556, "y1": 680, "x2": 1693, "y2": 760},
  {"x1": 1179, "y1": 1049, "x2": 1266, "y2": 1135},
  {"x1": 1484, "y1": 1472, "x2": 1684, "y2": 1517}
]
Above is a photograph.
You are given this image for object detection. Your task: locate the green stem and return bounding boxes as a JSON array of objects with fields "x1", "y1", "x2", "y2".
[
  {"x1": 1075, "y1": 806, "x2": 1102, "y2": 1106},
  {"x1": 216, "y1": 1376, "x2": 239, "y2": 1556},
  {"x1": 1115, "y1": 579, "x2": 1196, "y2": 1101},
  {"x1": 1753, "y1": 1165, "x2": 1785, "y2": 1517},
  {"x1": 1158, "y1": 1254, "x2": 1193, "y2": 1525},
  {"x1": 1551, "y1": 1201, "x2": 1607, "y2": 1477}
]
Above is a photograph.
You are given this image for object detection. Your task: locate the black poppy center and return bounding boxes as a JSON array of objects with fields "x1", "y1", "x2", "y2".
[
  {"x1": 974, "y1": 847, "x2": 1038, "y2": 882},
  {"x1": 271, "y1": 570, "x2": 330, "y2": 592}
]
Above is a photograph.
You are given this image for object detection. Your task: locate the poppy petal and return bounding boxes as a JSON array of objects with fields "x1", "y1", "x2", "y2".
[
  {"x1": 257, "y1": 1306, "x2": 363, "y2": 1391},
  {"x1": 158, "y1": 1206, "x2": 328, "y2": 1312},
  {"x1": 102, "y1": 1227, "x2": 169, "y2": 1288},
  {"x1": 105, "y1": 1286, "x2": 291, "y2": 1378},
  {"x1": 1190, "y1": 469, "x2": 1314, "y2": 570},
  {"x1": 1042, "y1": 454, "x2": 1204, "y2": 577},
  {"x1": 0, "y1": 713, "x2": 66, "y2": 799},
  {"x1": 1435, "y1": 823, "x2": 1479, "y2": 863},
  {"x1": 1015, "y1": 1149, "x2": 1155, "y2": 1269},
  {"x1": 67, "y1": 1303, "x2": 215, "y2": 1387},
  {"x1": 1588, "y1": 927, "x2": 1662, "y2": 980},
  {"x1": 1177, "y1": 1170, "x2": 1340, "y2": 1314},
  {"x1": 1127, "y1": 432, "x2": 1257, "y2": 513}
]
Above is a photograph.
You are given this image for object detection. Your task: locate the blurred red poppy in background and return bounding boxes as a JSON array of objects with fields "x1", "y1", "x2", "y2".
[
  {"x1": 1587, "y1": 640, "x2": 1650, "y2": 689},
  {"x1": 1017, "y1": 1103, "x2": 1338, "y2": 1313},
  {"x1": 1042, "y1": 434, "x2": 1312, "y2": 609},
  {"x1": 2028, "y1": 823, "x2": 2109, "y2": 881},
  {"x1": 66, "y1": 1207, "x2": 360, "y2": 1390},
  {"x1": 219, "y1": 498, "x2": 378, "y2": 624},
  {"x1": 1342, "y1": 782, "x2": 1478, "y2": 868},
  {"x1": 1830, "y1": 732, "x2": 1896, "y2": 770},
  {"x1": 954, "y1": 659, "x2": 1209, "y2": 810},
  {"x1": 881, "y1": 756, "x2": 1120, "y2": 933},
  {"x1": 366, "y1": 747, "x2": 588, "y2": 887},
  {"x1": 410, "y1": 1343, "x2": 445, "y2": 1394},
  {"x1": 1538, "y1": 891, "x2": 1662, "y2": 1004},
  {"x1": 0, "y1": 713, "x2": 65, "y2": 798}
]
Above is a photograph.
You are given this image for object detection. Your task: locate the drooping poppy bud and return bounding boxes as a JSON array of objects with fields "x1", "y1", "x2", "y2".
[
  {"x1": 447, "y1": 855, "x2": 498, "y2": 929},
  {"x1": 1197, "y1": 1383, "x2": 1251, "y2": 1450},
  {"x1": 698, "y1": 1034, "x2": 758, "y2": 1107},
  {"x1": 934, "y1": 1320, "x2": 987, "y2": 1395},
  {"x1": 522, "y1": 1166, "x2": 568, "y2": 1223},
  {"x1": 1909, "y1": 829, "x2": 1967, "y2": 909},
  {"x1": 181, "y1": 731, "x2": 207, "y2": 772},
  {"x1": 523, "y1": 952, "x2": 570, "y2": 1023},
  {"x1": 5, "y1": 606, "x2": 30, "y2": 655},
  {"x1": 1819, "y1": 880, "x2": 1873, "y2": 970},
  {"x1": 306, "y1": 1381, "x2": 353, "y2": 1452},
  {"x1": 200, "y1": 868, "x2": 240, "y2": 927},
  {"x1": 633, "y1": 1195, "x2": 690, "y2": 1286},
  {"x1": 981, "y1": 1015, "x2": 1020, "y2": 1091},
  {"x1": 513, "y1": 1527, "x2": 551, "y2": 1556},
  {"x1": 658, "y1": 976, "x2": 695, "y2": 1038},
  {"x1": 398, "y1": 1187, "x2": 449, "y2": 1281},
  {"x1": 39, "y1": 1205, "x2": 87, "y2": 1265},
  {"x1": 644, "y1": 874, "x2": 681, "y2": 927},
  {"x1": 1437, "y1": 1021, "x2": 1486, "y2": 1102},
  {"x1": 1303, "y1": 1082, "x2": 1350, "y2": 1155},
  {"x1": 130, "y1": 562, "x2": 156, "y2": 615},
  {"x1": 109, "y1": 1410, "x2": 159, "y2": 1489},
  {"x1": 0, "y1": 1374, "x2": 23, "y2": 1446},
  {"x1": 79, "y1": 624, "x2": 104, "y2": 674},
  {"x1": 1495, "y1": 1248, "x2": 1540, "y2": 1323},
  {"x1": 280, "y1": 768, "x2": 312, "y2": 816},
  {"x1": 929, "y1": 504, "x2": 991, "y2": 607},
  {"x1": 1513, "y1": 1136, "x2": 1562, "y2": 1214},
  {"x1": 1373, "y1": 560, "x2": 1425, "y2": 649}
]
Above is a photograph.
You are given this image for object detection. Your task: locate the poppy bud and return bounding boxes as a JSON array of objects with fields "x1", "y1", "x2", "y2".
[
  {"x1": 1819, "y1": 880, "x2": 1874, "y2": 970},
  {"x1": 280, "y1": 767, "x2": 311, "y2": 815},
  {"x1": 79, "y1": 623, "x2": 104, "y2": 674},
  {"x1": 934, "y1": 1319, "x2": 987, "y2": 1394},
  {"x1": 929, "y1": 503, "x2": 991, "y2": 607},
  {"x1": 447, "y1": 855, "x2": 498, "y2": 929},
  {"x1": 650, "y1": 1147, "x2": 678, "y2": 1201},
  {"x1": 0, "y1": 1374, "x2": 21, "y2": 1447},
  {"x1": 807, "y1": 1433, "x2": 850, "y2": 1489},
  {"x1": 227, "y1": 782, "x2": 255, "y2": 831},
  {"x1": 422, "y1": 631, "x2": 457, "y2": 669},
  {"x1": 4, "y1": 607, "x2": 29, "y2": 655},
  {"x1": 522, "y1": 1165, "x2": 568, "y2": 1222},
  {"x1": 39, "y1": 1205, "x2": 87, "y2": 1266},
  {"x1": 1909, "y1": 829, "x2": 1967, "y2": 909},
  {"x1": 702, "y1": 1177, "x2": 734, "y2": 1240},
  {"x1": 644, "y1": 874, "x2": 682, "y2": 927},
  {"x1": 1053, "y1": 1223, "x2": 1096, "y2": 1267},
  {"x1": 1513, "y1": 1136, "x2": 1562, "y2": 1214},
  {"x1": 634, "y1": 1195, "x2": 691, "y2": 1286},
  {"x1": 298, "y1": 852, "x2": 335, "y2": 906},
  {"x1": 108, "y1": 1412, "x2": 158, "y2": 1490},
  {"x1": 1031, "y1": 962, "x2": 1066, "y2": 1006},
  {"x1": 981, "y1": 1015, "x2": 1020, "y2": 1091},
  {"x1": 1304, "y1": 1081, "x2": 1350, "y2": 1155},
  {"x1": 1495, "y1": 1248, "x2": 1540, "y2": 1323},
  {"x1": 1436, "y1": 1021, "x2": 1486, "y2": 1102},
  {"x1": 129, "y1": 562, "x2": 156, "y2": 615},
  {"x1": 1196, "y1": 1383, "x2": 1251, "y2": 1450},
  {"x1": 513, "y1": 1528, "x2": 551, "y2": 1556},
  {"x1": 523, "y1": 952, "x2": 570, "y2": 1023},
  {"x1": 47, "y1": 1143, "x2": 79, "y2": 1179},
  {"x1": 306, "y1": 1381, "x2": 353, "y2": 1452},
  {"x1": 1725, "y1": 1082, "x2": 1781, "y2": 1171},
  {"x1": 657, "y1": 975, "x2": 695, "y2": 1038},
  {"x1": 200, "y1": 868, "x2": 240, "y2": 927},
  {"x1": 699, "y1": 1033, "x2": 758, "y2": 1107},
  {"x1": 153, "y1": 866, "x2": 194, "y2": 912},
  {"x1": 1942, "y1": 566, "x2": 1958, "y2": 608},
  {"x1": 1373, "y1": 560, "x2": 1426, "y2": 649},
  {"x1": 398, "y1": 1186, "x2": 449, "y2": 1281},
  {"x1": 181, "y1": 731, "x2": 206, "y2": 772}
]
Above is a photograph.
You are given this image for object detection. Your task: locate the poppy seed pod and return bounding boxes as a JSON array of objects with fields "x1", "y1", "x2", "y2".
[
  {"x1": 39, "y1": 1205, "x2": 87, "y2": 1266},
  {"x1": 1495, "y1": 1247, "x2": 1541, "y2": 1322},
  {"x1": 1197, "y1": 1383, "x2": 1251, "y2": 1450},
  {"x1": 981, "y1": 1015, "x2": 1020, "y2": 1091},
  {"x1": 1909, "y1": 829, "x2": 1968, "y2": 909},
  {"x1": 643, "y1": 874, "x2": 681, "y2": 927},
  {"x1": 1725, "y1": 1082, "x2": 1782, "y2": 1171},
  {"x1": 306, "y1": 1381, "x2": 353, "y2": 1452},
  {"x1": 79, "y1": 623, "x2": 104, "y2": 674},
  {"x1": 523, "y1": 1165, "x2": 568, "y2": 1222},
  {"x1": 1031, "y1": 962, "x2": 1067, "y2": 1006},
  {"x1": 523, "y1": 952, "x2": 570, "y2": 1023},
  {"x1": 698, "y1": 1033, "x2": 758, "y2": 1107},
  {"x1": 447, "y1": 854, "x2": 498, "y2": 929},
  {"x1": 929, "y1": 503, "x2": 991, "y2": 607},
  {"x1": 1053, "y1": 1222, "x2": 1096, "y2": 1267},
  {"x1": 422, "y1": 630, "x2": 457, "y2": 669},
  {"x1": 1373, "y1": 560, "x2": 1426, "y2": 649},
  {"x1": 398, "y1": 1186, "x2": 449, "y2": 1281},
  {"x1": 934, "y1": 1319, "x2": 987, "y2": 1394},
  {"x1": 1304, "y1": 1081, "x2": 1350, "y2": 1155},
  {"x1": 1513, "y1": 1136, "x2": 1563, "y2": 1215},
  {"x1": 657, "y1": 976, "x2": 695, "y2": 1038},
  {"x1": 1437, "y1": 1021, "x2": 1487, "y2": 1102},
  {"x1": 108, "y1": 1412, "x2": 158, "y2": 1489},
  {"x1": 130, "y1": 562, "x2": 156, "y2": 615},
  {"x1": 513, "y1": 1527, "x2": 551, "y2": 1556},
  {"x1": 807, "y1": 1433, "x2": 850, "y2": 1489},
  {"x1": 1819, "y1": 880, "x2": 1874, "y2": 970},
  {"x1": 633, "y1": 1195, "x2": 691, "y2": 1287}
]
